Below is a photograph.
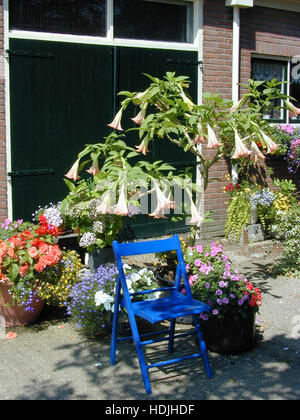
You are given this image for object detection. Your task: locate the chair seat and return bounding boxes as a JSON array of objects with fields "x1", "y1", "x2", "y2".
[{"x1": 128, "y1": 291, "x2": 211, "y2": 324}]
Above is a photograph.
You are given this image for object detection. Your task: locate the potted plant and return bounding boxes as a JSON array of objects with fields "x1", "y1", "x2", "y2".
[
  {"x1": 224, "y1": 176, "x2": 297, "y2": 241},
  {"x1": 67, "y1": 263, "x2": 158, "y2": 335},
  {"x1": 63, "y1": 132, "x2": 200, "y2": 268},
  {"x1": 107, "y1": 74, "x2": 291, "y2": 243},
  {"x1": 183, "y1": 242, "x2": 262, "y2": 353},
  {"x1": 271, "y1": 124, "x2": 300, "y2": 175},
  {"x1": 0, "y1": 216, "x2": 65, "y2": 326},
  {"x1": 59, "y1": 182, "x2": 123, "y2": 268}
]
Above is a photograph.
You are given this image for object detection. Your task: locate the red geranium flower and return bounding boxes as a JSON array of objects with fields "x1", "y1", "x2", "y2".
[{"x1": 19, "y1": 263, "x2": 29, "y2": 278}]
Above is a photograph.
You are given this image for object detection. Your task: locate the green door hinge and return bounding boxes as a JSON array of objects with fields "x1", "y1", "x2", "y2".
[
  {"x1": 6, "y1": 49, "x2": 54, "y2": 59},
  {"x1": 8, "y1": 169, "x2": 55, "y2": 177}
]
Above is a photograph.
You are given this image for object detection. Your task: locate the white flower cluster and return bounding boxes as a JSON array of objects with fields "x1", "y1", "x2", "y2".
[
  {"x1": 123, "y1": 264, "x2": 159, "y2": 300},
  {"x1": 95, "y1": 290, "x2": 114, "y2": 311},
  {"x1": 44, "y1": 206, "x2": 64, "y2": 227},
  {"x1": 92, "y1": 221, "x2": 104, "y2": 234},
  {"x1": 79, "y1": 232, "x2": 97, "y2": 248}
]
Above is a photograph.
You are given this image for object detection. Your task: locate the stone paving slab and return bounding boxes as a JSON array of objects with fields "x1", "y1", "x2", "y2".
[{"x1": 0, "y1": 240, "x2": 299, "y2": 400}]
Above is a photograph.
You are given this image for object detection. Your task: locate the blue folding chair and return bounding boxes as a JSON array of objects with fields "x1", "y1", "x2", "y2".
[{"x1": 110, "y1": 234, "x2": 213, "y2": 394}]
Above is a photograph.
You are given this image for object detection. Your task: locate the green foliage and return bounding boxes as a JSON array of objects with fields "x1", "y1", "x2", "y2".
[
  {"x1": 63, "y1": 130, "x2": 202, "y2": 249},
  {"x1": 271, "y1": 205, "x2": 300, "y2": 277},
  {"x1": 273, "y1": 178, "x2": 297, "y2": 205},
  {"x1": 0, "y1": 219, "x2": 35, "y2": 240},
  {"x1": 225, "y1": 187, "x2": 251, "y2": 240},
  {"x1": 118, "y1": 73, "x2": 289, "y2": 191}
]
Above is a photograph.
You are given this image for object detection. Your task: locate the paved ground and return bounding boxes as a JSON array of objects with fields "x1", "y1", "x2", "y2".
[{"x1": 0, "y1": 240, "x2": 300, "y2": 400}]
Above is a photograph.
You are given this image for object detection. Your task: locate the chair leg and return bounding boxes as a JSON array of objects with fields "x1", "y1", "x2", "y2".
[
  {"x1": 134, "y1": 339, "x2": 152, "y2": 394},
  {"x1": 129, "y1": 314, "x2": 152, "y2": 394},
  {"x1": 110, "y1": 306, "x2": 120, "y2": 365},
  {"x1": 110, "y1": 279, "x2": 121, "y2": 366},
  {"x1": 168, "y1": 318, "x2": 176, "y2": 353},
  {"x1": 192, "y1": 315, "x2": 213, "y2": 379}
]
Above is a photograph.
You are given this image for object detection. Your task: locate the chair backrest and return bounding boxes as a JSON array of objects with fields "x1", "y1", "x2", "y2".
[{"x1": 112, "y1": 234, "x2": 193, "y2": 301}]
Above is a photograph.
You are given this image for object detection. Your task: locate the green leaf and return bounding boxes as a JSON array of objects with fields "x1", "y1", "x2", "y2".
[
  {"x1": 63, "y1": 178, "x2": 76, "y2": 192},
  {"x1": 10, "y1": 263, "x2": 19, "y2": 281},
  {"x1": 118, "y1": 91, "x2": 134, "y2": 97},
  {"x1": 126, "y1": 151, "x2": 140, "y2": 159}
]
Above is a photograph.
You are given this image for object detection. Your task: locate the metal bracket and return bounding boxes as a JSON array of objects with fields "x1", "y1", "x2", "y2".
[
  {"x1": 6, "y1": 49, "x2": 54, "y2": 59},
  {"x1": 166, "y1": 58, "x2": 203, "y2": 68},
  {"x1": 7, "y1": 169, "x2": 55, "y2": 177}
]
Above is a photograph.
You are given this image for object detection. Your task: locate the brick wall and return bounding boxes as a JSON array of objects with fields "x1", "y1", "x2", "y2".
[
  {"x1": 0, "y1": 1, "x2": 7, "y2": 222},
  {"x1": 201, "y1": 0, "x2": 233, "y2": 238},
  {"x1": 240, "y1": 6, "x2": 300, "y2": 91},
  {"x1": 240, "y1": 5, "x2": 300, "y2": 198},
  {"x1": 201, "y1": 1, "x2": 300, "y2": 239}
]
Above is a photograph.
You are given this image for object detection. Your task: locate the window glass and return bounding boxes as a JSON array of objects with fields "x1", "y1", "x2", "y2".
[
  {"x1": 9, "y1": 0, "x2": 107, "y2": 37},
  {"x1": 114, "y1": 0, "x2": 193, "y2": 43},
  {"x1": 251, "y1": 59, "x2": 286, "y2": 122}
]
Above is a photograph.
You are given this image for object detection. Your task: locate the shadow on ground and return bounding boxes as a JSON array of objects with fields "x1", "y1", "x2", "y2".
[{"x1": 12, "y1": 322, "x2": 300, "y2": 400}]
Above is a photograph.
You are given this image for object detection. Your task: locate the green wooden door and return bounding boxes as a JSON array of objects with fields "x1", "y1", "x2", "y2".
[
  {"x1": 9, "y1": 40, "x2": 198, "y2": 238},
  {"x1": 9, "y1": 38, "x2": 114, "y2": 221},
  {"x1": 117, "y1": 47, "x2": 199, "y2": 239}
]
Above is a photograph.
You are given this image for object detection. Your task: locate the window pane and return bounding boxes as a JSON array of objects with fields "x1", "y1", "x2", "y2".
[
  {"x1": 251, "y1": 59, "x2": 286, "y2": 122},
  {"x1": 290, "y1": 62, "x2": 300, "y2": 122},
  {"x1": 114, "y1": 0, "x2": 193, "y2": 43},
  {"x1": 9, "y1": 0, "x2": 107, "y2": 37}
]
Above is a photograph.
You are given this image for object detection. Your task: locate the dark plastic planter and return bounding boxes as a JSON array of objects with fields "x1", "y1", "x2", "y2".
[
  {"x1": 87, "y1": 247, "x2": 115, "y2": 270},
  {"x1": 200, "y1": 309, "x2": 256, "y2": 354}
]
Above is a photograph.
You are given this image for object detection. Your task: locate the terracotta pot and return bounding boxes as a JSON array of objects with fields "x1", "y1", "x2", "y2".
[{"x1": 0, "y1": 283, "x2": 45, "y2": 327}]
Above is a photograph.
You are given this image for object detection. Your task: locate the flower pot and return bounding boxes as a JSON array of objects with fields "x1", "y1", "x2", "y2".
[
  {"x1": 0, "y1": 283, "x2": 45, "y2": 327},
  {"x1": 200, "y1": 309, "x2": 256, "y2": 354},
  {"x1": 86, "y1": 247, "x2": 115, "y2": 270},
  {"x1": 57, "y1": 232, "x2": 85, "y2": 263}
]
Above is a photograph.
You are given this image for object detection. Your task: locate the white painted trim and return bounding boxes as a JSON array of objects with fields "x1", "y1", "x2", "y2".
[
  {"x1": 252, "y1": 53, "x2": 291, "y2": 61},
  {"x1": 112, "y1": 37, "x2": 199, "y2": 51},
  {"x1": 106, "y1": 0, "x2": 114, "y2": 41},
  {"x1": 3, "y1": 0, "x2": 12, "y2": 220},
  {"x1": 195, "y1": 0, "x2": 203, "y2": 105},
  {"x1": 254, "y1": 0, "x2": 300, "y2": 13},
  {"x1": 232, "y1": 6, "x2": 240, "y2": 104},
  {"x1": 8, "y1": 29, "x2": 200, "y2": 52},
  {"x1": 195, "y1": 0, "x2": 204, "y2": 226},
  {"x1": 231, "y1": 7, "x2": 241, "y2": 184},
  {"x1": 287, "y1": 61, "x2": 291, "y2": 124}
]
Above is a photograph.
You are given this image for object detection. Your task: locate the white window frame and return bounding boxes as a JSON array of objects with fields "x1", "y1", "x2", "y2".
[{"x1": 6, "y1": 0, "x2": 202, "y2": 51}]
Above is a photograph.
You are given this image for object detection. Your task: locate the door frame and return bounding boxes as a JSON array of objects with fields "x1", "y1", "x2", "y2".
[{"x1": 3, "y1": 0, "x2": 204, "y2": 220}]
